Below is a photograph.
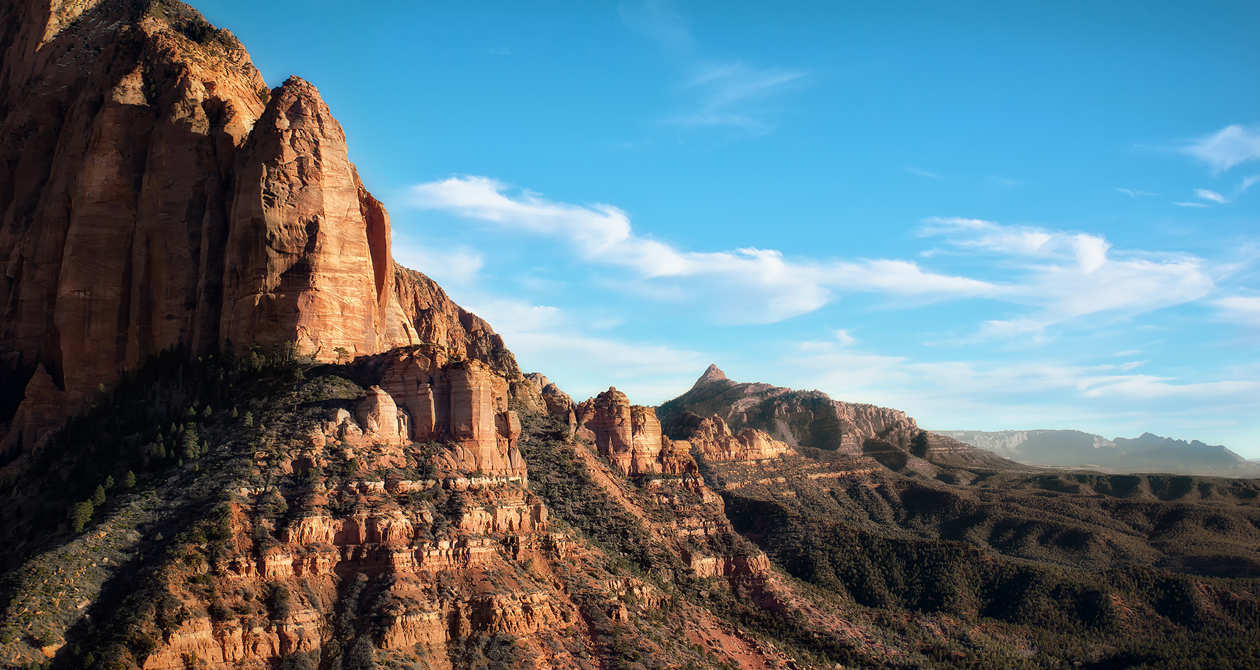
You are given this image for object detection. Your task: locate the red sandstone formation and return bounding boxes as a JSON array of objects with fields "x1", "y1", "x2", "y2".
[
  {"x1": 355, "y1": 348, "x2": 527, "y2": 478},
  {"x1": 679, "y1": 415, "x2": 792, "y2": 463},
  {"x1": 575, "y1": 387, "x2": 698, "y2": 477},
  {"x1": 0, "y1": 0, "x2": 515, "y2": 452}
]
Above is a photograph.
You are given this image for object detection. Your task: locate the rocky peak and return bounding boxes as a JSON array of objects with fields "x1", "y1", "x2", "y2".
[{"x1": 692, "y1": 363, "x2": 729, "y2": 389}]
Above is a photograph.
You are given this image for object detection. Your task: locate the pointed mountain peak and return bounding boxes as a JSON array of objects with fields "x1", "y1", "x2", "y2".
[{"x1": 693, "y1": 363, "x2": 729, "y2": 388}]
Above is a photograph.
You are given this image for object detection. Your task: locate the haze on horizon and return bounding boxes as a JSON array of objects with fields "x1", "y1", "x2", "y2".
[{"x1": 194, "y1": 0, "x2": 1260, "y2": 456}]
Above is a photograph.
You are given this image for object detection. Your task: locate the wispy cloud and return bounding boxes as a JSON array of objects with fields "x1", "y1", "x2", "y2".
[
  {"x1": 464, "y1": 294, "x2": 709, "y2": 402},
  {"x1": 919, "y1": 217, "x2": 1214, "y2": 336},
  {"x1": 1180, "y1": 123, "x2": 1260, "y2": 172},
  {"x1": 833, "y1": 329, "x2": 857, "y2": 346},
  {"x1": 408, "y1": 177, "x2": 995, "y2": 323},
  {"x1": 393, "y1": 235, "x2": 485, "y2": 285},
  {"x1": 1194, "y1": 188, "x2": 1228, "y2": 204},
  {"x1": 617, "y1": 0, "x2": 693, "y2": 53},
  {"x1": 406, "y1": 177, "x2": 1218, "y2": 337},
  {"x1": 1115, "y1": 187, "x2": 1157, "y2": 198},
  {"x1": 1214, "y1": 295, "x2": 1260, "y2": 326},
  {"x1": 1239, "y1": 174, "x2": 1260, "y2": 194},
  {"x1": 668, "y1": 63, "x2": 806, "y2": 131},
  {"x1": 1173, "y1": 201, "x2": 1210, "y2": 208},
  {"x1": 781, "y1": 340, "x2": 1260, "y2": 430},
  {"x1": 908, "y1": 167, "x2": 943, "y2": 180},
  {"x1": 621, "y1": 1, "x2": 805, "y2": 134}
]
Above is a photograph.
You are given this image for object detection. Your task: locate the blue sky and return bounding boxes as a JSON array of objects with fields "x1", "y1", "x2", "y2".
[{"x1": 196, "y1": 0, "x2": 1260, "y2": 455}]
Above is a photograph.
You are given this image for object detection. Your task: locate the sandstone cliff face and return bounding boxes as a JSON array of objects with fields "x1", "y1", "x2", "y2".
[
  {"x1": 0, "y1": 0, "x2": 268, "y2": 424},
  {"x1": 527, "y1": 373, "x2": 577, "y2": 436},
  {"x1": 676, "y1": 414, "x2": 792, "y2": 463},
  {"x1": 575, "y1": 388, "x2": 697, "y2": 476},
  {"x1": 353, "y1": 347, "x2": 527, "y2": 478},
  {"x1": 220, "y1": 76, "x2": 419, "y2": 359},
  {"x1": 0, "y1": 0, "x2": 518, "y2": 452}
]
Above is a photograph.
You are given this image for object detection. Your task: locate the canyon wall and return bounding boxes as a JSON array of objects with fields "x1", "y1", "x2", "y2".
[{"x1": 0, "y1": 0, "x2": 514, "y2": 451}]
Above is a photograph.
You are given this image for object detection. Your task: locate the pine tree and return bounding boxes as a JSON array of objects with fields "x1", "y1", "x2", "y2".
[
  {"x1": 92, "y1": 484, "x2": 106, "y2": 506},
  {"x1": 70, "y1": 501, "x2": 93, "y2": 532},
  {"x1": 123, "y1": 470, "x2": 137, "y2": 489},
  {"x1": 181, "y1": 424, "x2": 201, "y2": 460}
]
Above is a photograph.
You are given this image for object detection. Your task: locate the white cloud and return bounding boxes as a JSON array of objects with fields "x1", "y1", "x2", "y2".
[
  {"x1": 1215, "y1": 295, "x2": 1260, "y2": 326},
  {"x1": 392, "y1": 236, "x2": 485, "y2": 285},
  {"x1": 668, "y1": 63, "x2": 806, "y2": 131},
  {"x1": 618, "y1": 0, "x2": 693, "y2": 53},
  {"x1": 921, "y1": 217, "x2": 1111, "y2": 273},
  {"x1": 920, "y1": 217, "x2": 1214, "y2": 335},
  {"x1": 1080, "y1": 376, "x2": 1260, "y2": 399},
  {"x1": 907, "y1": 167, "x2": 943, "y2": 180},
  {"x1": 405, "y1": 180, "x2": 1217, "y2": 336},
  {"x1": 1239, "y1": 175, "x2": 1260, "y2": 194},
  {"x1": 767, "y1": 340, "x2": 1260, "y2": 451},
  {"x1": 620, "y1": 2, "x2": 804, "y2": 134},
  {"x1": 1194, "y1": 188, "x2": 1228, "y2": 204},
  {"x1": 1115, "y1": 187, "x2": 1157, "y2": 198},
  {"x1": 833, "y1": 329, "x2": 856, "y2": 346},
  {"x1": 1173, "y1": 201, "x2": 1210, "y2": 208},
  {"x1": 1181, "y1": 123, "x2": 1260, "y2": 172},
  {"x1": 408, "y1": 177, "x2": 997, "y2": 323}
]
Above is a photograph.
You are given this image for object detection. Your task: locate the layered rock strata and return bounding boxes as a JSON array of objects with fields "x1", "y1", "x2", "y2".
[
  {"x1": 353, "y1": 347, "x2": 527, "y2": 477},
  {"x1": 675, "y1": 414, "x2": 792, "y2": 463}
]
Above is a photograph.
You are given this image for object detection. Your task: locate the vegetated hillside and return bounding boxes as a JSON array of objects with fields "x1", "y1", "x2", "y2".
[
  {"x1": 7, "y1": 350, "x2": 1259, "y2": 669},
  {"x1": 941, "y1": 429, "x2": 1260, "y2": 476},
  {"x1": 0, "y1": 350, "x2": 980, "y2": 670},
  {"x1": 697, "y1": 447, "x2": 1260, "y2": 668}
]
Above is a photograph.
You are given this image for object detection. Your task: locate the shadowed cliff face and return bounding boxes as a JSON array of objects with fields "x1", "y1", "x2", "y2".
[{"x1": 0, "y1": 0, "x2": 514, "y2": 451}]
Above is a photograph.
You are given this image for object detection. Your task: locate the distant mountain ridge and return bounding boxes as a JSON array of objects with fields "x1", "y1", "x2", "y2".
[
  {"x1": 659, "y1": 364, "x2": 1020, "y2": 470},
  {"x1": 940, "y1": 429, "x2": 1259, "y2": 476}
]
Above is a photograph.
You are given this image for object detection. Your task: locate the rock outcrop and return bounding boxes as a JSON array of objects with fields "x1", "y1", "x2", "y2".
[
  {"x1": 575, "y1": 388, "x2": 697, "y2": 476},
  {"x1": 220, "y1": 76, "x2": 419, "y2": 359},
  {"x1": 354, "y1": 347, "x2": 526, "y2": 478},
  {"x1": 675, "y1": 414, "x2": 791, "y2": 463},
  {"x1": 0, "y1": 0, "x2": 518, "y2": 452}
]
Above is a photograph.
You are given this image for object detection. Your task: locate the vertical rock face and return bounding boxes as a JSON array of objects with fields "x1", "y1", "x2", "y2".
[
  {"x1": 356, "y1": 348, "x2": 526, "y2": 477},
  {"x1": 355, "y1": 385, "x2": 407, "y2": 446},
  {"x1": 0, "y1": 0, "x2": 522, "y2": 451},
  {"x1": 529, "y1": 374, "x2": 577, "y2": 436},
  {"x1": 220, "y1": 76, "x2": 418, "y2": 359},
  {"x1": 0, "y1": 0, "x2": 269, "y2": 422},
  {"x1": 575, "y1": 388, "x2": 696, "y2": 476}
]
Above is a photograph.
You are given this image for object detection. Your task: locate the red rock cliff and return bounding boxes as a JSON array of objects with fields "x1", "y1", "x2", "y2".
[{"x1": 0, "y1": 0, "x2": 515, "y2": 450}]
